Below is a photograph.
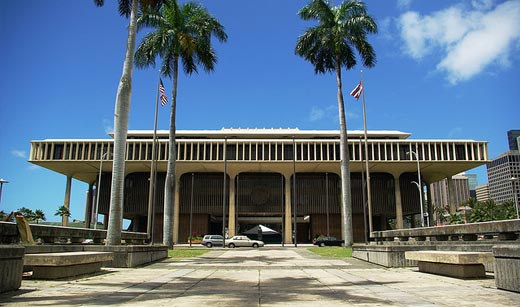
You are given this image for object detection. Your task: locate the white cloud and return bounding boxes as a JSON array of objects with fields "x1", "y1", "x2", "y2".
[
  {"x1": 397, "y1": 0, "x2": 413, "y2": 10},
  {"x1": 398, "y1": 1, "x2": 520, "y2": 84},
  {"x1": 310, "y1": 105, "x2": 336, "y2": 122},
  {"x1": 310, "y1": 106, "x2": 325, "y2": 122},
  {"x1": 103, "y1": 118, "x2": 113, "y2": 135},
  {"x1": 471, "y1": 0, "x2": 493, "y2": 10},
  {"x1": 448, "y1": 127, "x2": 463, "y2": 138},
  {"x1": 379, "y1": 17, "x2": 394, "y2": 40},
  {"x1": 11, "y1": 149, "x2": 26, "y2": 159},
  {"x1": 27, "y1": 164, "x2": 41, "y2": 171}
]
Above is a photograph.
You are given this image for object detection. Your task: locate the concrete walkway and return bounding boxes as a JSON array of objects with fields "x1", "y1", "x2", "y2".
[{"x1": 1, "y1": 247, "x2": 519, "y2": 306}]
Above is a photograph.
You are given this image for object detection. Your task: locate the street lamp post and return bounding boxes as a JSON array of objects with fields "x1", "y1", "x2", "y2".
[
  {"x1": 94, "y1": 153, "x2": 108, "y2": 229},
  {"x1": 511, "y1": 177, "x2": 520, "y2": 219},
  {"x1": 0, "y1": 178, "x2": 9, "y2": 208},
  {"x1": 411, "y1": 181, "x2": 426, "y2": 227},
  {"x1": 407, "y1": 151, "x2": 425, "y2": 227}
]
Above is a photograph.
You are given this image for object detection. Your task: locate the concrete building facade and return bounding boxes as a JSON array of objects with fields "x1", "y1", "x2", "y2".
[
  {"x1": 430, "y1": 173, "x2": 471, "y2": 213},
  {"x1": 29, "y1": 128, "x2": 489, "y2": 243},
  {"x1": 475, "y1": 184, "x2": 490, "y2": 202},
  {"x1": 487, "y1": 150, "x2": 520, "y2": 205}
]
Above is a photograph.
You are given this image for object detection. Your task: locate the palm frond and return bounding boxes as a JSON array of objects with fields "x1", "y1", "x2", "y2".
[
  {"x1": 298, "y1": 0, "x2": 334, "y2": 23},
  {"x1": 296, "y1": 0, "x2": 377, "y2": 74},
  {"x1": 134, "y1": 0, "x2": 227, "y2": 77}
]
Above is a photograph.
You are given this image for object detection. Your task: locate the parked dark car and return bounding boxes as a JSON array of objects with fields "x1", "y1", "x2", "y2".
[{"x1": 313, "y1": 236, "x2": 344, "y2": 247}]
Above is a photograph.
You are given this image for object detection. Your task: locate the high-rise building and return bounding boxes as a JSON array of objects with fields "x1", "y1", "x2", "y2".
[
  {"x1": 430, "y1": 173, "x2": 471, "y2": 211},
  {"x1": 466, "y1": 173, "x2": 478, "y2": 199},
  {"x1": 487, "y1": 150, "x2": 520, "y2": 205},
  {"x1": 475, "y1": 184, "x2": 490, "y2": 202},
  {"x1": 507, "y1": 130, "x2": 520, "y2": 150}
]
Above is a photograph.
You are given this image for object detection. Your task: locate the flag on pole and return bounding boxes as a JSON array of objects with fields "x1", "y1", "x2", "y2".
[
  {"x1": 159, "y1": 78, "x2": 168, "y2": 106},
  {"x1": 350, "y1": 81, "x2": 363, "y2": 100}
]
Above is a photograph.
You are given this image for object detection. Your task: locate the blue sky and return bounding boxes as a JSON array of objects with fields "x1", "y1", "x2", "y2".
[{"x1": 0, "y1": 0, "x2": 518, "y2": 222}]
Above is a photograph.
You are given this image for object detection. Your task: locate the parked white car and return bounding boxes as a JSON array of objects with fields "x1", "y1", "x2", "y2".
[{"x1": 225, "y1": 235, "x2": 264, "y2": 248}]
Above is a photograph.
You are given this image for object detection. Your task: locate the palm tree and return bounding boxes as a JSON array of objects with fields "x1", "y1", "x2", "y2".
[
  {"x1": 135, "y1": 0, "x2": 227, "y2": 248},
  {"x1": 55, "y1": 205, "x2": 71, "y2": 226},
  {"x1": 295, "y1": 0, "x2": 377, "y2": 246},
  {"x1": 34, "y1": 209, "x2": 46, "y2": 224},
  {"x1": 94, "y1": 0, "x2": 162, "y2": 245}
]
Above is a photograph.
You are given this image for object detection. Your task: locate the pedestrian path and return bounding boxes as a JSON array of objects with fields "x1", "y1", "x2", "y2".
[{"x1": 1, "y1": 248, "x2": 518, "y2": 306}]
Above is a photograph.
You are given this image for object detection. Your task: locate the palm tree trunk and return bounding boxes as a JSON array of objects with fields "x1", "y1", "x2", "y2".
[
  {"x1": 106, "y1": 0, "x2": 138, "y2": 246},
  {"x1": 163, "y1": 56, "x2": 179, "y2": 248},
  {"x1": 335, "y1": 59, "x2": 353, "y2": 247}
]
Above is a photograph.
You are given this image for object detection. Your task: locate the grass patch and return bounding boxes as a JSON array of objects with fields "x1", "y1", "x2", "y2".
[
  {"x1": 307, "y1": 246, "x2": 352, "y2": 258},
  {"x1": 168, "y1": 248, "x2": 210, "y2": 258}
]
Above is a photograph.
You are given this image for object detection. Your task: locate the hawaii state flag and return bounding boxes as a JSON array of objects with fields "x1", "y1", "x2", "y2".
[{"x1": 350, "y1": 81, "x2": 363, "y2": 100}]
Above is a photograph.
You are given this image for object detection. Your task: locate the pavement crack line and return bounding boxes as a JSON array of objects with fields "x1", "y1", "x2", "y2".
[
  {"x1": 103, "y1": 269, "x2": 195, "y2": 305},
  {"x1": 299, "y1": 267, "x2": 348, "y2": 303},
  {"x1": 257, "y1": 268, "x2": 261, "y2": 307}
]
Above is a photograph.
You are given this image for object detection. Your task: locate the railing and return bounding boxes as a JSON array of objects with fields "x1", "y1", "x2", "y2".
[
  {"x1": 371, "y1": 219, "x2": 520, "y2": 242},
  {"x1": 0, "y1": 221, "x2": 148, "y2": 245},
  {"x1": 30, "y1": 139, "x2": 488, "y2": 163}
]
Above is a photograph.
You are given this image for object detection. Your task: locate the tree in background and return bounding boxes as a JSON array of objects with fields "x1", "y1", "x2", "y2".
[
  {"x1": 467, "y1": 199, "x2": 516, "y2": 223},
  {"x1": 55, "y1": 205, "x2": 71, "y2": 226},
  {"x1": 295, "y1": 0, "x2": 377, "y2": 246},
  {"x1": 94, "y1": 0, "x2": 163, "y2": 245},
  {"x1": 18, "y1": 207, "x2": 36, "y2": 221},
  {"x1": 34, "y1": 209, "x2": 47, "y2": 224},
  {"x1": 135, "y1": 0, "x2": 227, "y2": 247}
]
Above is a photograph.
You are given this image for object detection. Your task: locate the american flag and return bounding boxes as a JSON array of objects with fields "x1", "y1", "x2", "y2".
[
  {"x1": 350, "y1": 81, "x2": 363, "y2": 100},
  {"x1": 159, "y1": 78, "x2": 168, "y2": 106}
]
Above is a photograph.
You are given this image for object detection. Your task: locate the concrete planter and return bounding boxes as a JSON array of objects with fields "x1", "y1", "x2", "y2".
[
  {"x1": 0, "y1": 245, "x2": 24, "y2": 293},
  {"x1": 493, "y1": 245, "x2": 520, "y2": 293}
]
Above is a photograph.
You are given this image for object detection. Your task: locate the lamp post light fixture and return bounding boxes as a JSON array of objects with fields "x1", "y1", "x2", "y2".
[
  {"x1": 407, "y1": 151, "x2": 425, "y2": 227},
  {"x1": 0, "y1": 178, "x2": 9, "y2": 207},
  {"x1": 511, "y1": 177, "x2": 520, "y2": 219},
  {"x1": 94, "y1": 152, "x2": 109, "y2": 229}
]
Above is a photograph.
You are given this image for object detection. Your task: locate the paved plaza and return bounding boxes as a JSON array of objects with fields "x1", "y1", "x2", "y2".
[{"x1": 1, "y1": 247, "x2": 519, "y2": 306}]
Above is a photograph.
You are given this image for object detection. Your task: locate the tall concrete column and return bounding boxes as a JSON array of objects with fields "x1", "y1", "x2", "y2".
[
  {"x1": 173, "y1": 175, "x2": 181, "y2": 244},
  {"x1": 426, "y1": 182, "x2": 433, "y2": 226},
  {"x1": 394, "y1": 174, "x2": 404, "y2": 229},
  {"x1": 284, "y1": 173, "x2": 292, "y2": 244},
  {"x1": 447, "y1": 177, "x2": 457, "y2": 213},
  {"x1": 228, "y1": 174, "x2": 236, "y2": 237},
  {"x1": 63, "y1": 176, "x2": 72, "y2": 226},
  {"x1": 85, "y1": 184, "x2": 94, "y2": 228}
]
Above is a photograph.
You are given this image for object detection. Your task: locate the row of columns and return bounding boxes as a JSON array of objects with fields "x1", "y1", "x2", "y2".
[
  {"x1": 168, "y1": 170, "x2": 440, "y2": 244},
  {"x1": 171, "y1": 171, "x2": 307, "y2": 244},
  {"x1": 73, "y1": 170, "x2": 458, "y2": 241}
]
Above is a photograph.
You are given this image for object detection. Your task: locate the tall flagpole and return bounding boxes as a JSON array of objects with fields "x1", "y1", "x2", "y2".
[
  {"x1": 361, "y1": 71, "x2": 373, "y2": 235},
  {"x1": 147, "y1": 71, "x2": 161, "y2": 243},
  {"x1": 360, "y1": 137, "x2": 368, "y2": 244}
]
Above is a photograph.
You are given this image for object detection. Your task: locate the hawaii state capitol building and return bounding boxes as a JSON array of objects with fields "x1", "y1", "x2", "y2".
[{"x1": 29, "y1": 128, "x2": 488, "y2": 243}]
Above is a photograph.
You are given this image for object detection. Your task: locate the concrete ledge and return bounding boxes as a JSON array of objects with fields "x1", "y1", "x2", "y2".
[
  {"x1": 352, "y1": 244, "x2": 435, "y2": 267},
  {"x1": 493, "y1": 245, "x2": 520, "y2": 293},
  {"x1": 24, "y1": 251, "x2": 114, "y2": 266},
  {"x1": 24, "y1": 244, "x2": 168, "y2": 268},
  {"x1": 417, "y1": 262, "x2": 486, "y2": 279},
  {"x1": 0, "y1": 245, "x2": 24, "y2": 293},
  {"x1": 405, "y1": 251, "x2": 493, "y2": 264},
  {"x1": 371, "y1": 220, "x2": 520, "y2": 242},
  {"x1": 405, "y1": 251, "x2": 492, "y2": 278},
  {"x1": 0, "y1": 221, "x2": 148, "y2": 244},
  {"x1": 24, "y1": 251, "x2": 113, "y2": 279}
]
